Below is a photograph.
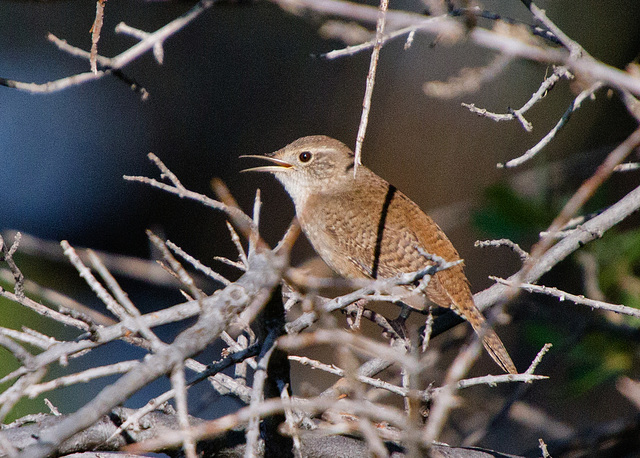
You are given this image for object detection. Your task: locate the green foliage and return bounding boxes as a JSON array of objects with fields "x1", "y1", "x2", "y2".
[
  {"x1": 524, "y1": 321, "x2": 565, "y2": 350},
  {"x1": 472, "y1": 182, "x2": 551, "y2": 244},
  {"x1": 477, "y1": 181, "x2": 639, "y2": 395},
  {"x1": 567, "y1": 332, "x2": 632, "y2": 396},
  {"x1": 525, "y1": 321, "x2": 632, "y2": 396},
  {"x1": 0, "y1": 286, "x2": 68, "y2": 422},
  {"x1": 589, "y1": 227, "x2": 640, "y2": 314}
]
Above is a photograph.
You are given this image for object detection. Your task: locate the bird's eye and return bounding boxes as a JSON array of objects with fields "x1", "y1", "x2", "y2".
[{"x1": 299, "y1": 151, "x2": 312, "y2": 163}]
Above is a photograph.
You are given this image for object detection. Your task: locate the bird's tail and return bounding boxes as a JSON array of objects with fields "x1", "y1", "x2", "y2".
[
  {"x1": 428, "y1": 271, "x2": 517, "y2": 374},
  {"x1": 467, "y1": 308, "x2": 518, "y2": 375}
]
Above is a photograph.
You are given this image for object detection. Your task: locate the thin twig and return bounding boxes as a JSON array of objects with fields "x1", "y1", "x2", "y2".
[
  {"x1": 421, "y1": 307, "x2": 434, "y2": 353},
  {"x1": 0, "y1": 328, "x2": 58, "y2": 352},
  {"x1": 61, "y1": 241, "x2": 127, "y2": 320},
  {"x1": 88, "y1": 250, "x2": 165, "y2": 350},
  {"x1": 353, "y1": 0, "x2": 389, "y2": 173},
  {"x1": 492, "y1": 276, "x2": 640, "y2": 319},
  {"x1": 245, "y1": 343, "x2": 276, "y2": 457},
  {"x1": 498, "y1": 82, "x2": 603, "y2": 168},
  {"x1": 171, "y1": 363, "x2": 197, "y2": 458},
  {"x1": 90, "y1": 0, "x2": 106, "y2": 73},
  {"x1": 462, "y1": 65, "x2": 570, "y2": 131},
  {"x1": 526, "y1": 343, "x2": 553, "y2": 375},
  {"x1": 213, "y1": 255, "x2": 247, "y2": 271},
  {"x1": 1, "y1": 233, "x2": 25, "y2": 299},
  {"x1": 2, "y1": 230, "x2": 182, "y2": 291},
  {"x1": 323, "y1": 23, "x2": 420, "y2": 60},
  {"x1": 107, "y1": 343, "x2": 260, "y2": 442},
  {"x1": 529, "y1": 3, "x2": 584, "y2": 58},
  {"x1": 271, "y1": 0, "x2": 640, "y2": 95},
  {"x1": 126, "y1": 154, "x2": 262, "y2": 252},
  {"x1": 250, "y1": 189, "x2": 262, "y2": 255},
  {"x1": 0, "y1": 335, "x2": 34, "y2": 367},
  {"x1": 166, "y1": 240, "x2": 231, "y2": 285},
  {"x1": 475, "y1": 238, "x2": 530, "y2": 262},
  {"x1": 226, "y1": 222, "x2": 249, "y2": 268},
  {"x1": 131, "y1": 392, "x2": 410, "y2": 453},
  {"x1": 514, "y1": 127, "x2": 640, "y2": 301},
  {"x1": 539, "y1": 438, "x2": 551, "y2": 458},
  {"x1": 289, "y1": 355, "x2": 412, "y2": 398},
  {"x1": 23, "y1": 360, "x2": 140, "y2": 398},
  {"x1": 0, "y1": 0, "x2": 216, "y2": 95},
  {"x1": 44, "y1": 399, "x2": 61, "y2": 416},
  {"x1": 614, "y1": 162, "x2": 640, "y2": 172},
  {"x1": 116, "y1": 22, "x2": 164, "y2": 64},
  {"x1": 147, "y1": 230, "x2": 204, "y2": 301},
  {"x1": 423, "y1": 336, "x2": 483, "y2": 444},
  {"x1": 280, "y1": 385, "x2": 303, "y2": 458},
  {"x1": 0, "y1": 284, "x2": 90, "y2": 331},
  {"x1": 286, "y1": 258, "x2": 460, "y2": 334}
]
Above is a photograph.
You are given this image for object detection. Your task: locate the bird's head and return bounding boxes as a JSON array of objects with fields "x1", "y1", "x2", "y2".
[{"x1": 242, "y1": 135, "x2": 356, "y2": 204}]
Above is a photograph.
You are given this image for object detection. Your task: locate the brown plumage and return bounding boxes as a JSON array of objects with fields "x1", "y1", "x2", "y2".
[{"x1": 243, "y1": 135, "x2": 517, "y2": 374}]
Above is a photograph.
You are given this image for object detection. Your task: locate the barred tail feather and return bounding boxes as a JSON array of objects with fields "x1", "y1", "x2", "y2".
[
  {"x1": 462, "y1": 296, "x2": 517, "y2": 374},
  {"x1": 429, "y1": 274, "x2": 517, "y2": 374},
  {"x1": 481, "y1": 327, "x2": 518, "y2": 375}
]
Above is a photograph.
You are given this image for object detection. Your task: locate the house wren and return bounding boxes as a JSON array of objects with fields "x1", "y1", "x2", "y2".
[{"x1": 243, "y1": 136, "x2": 517, "y2": 374}]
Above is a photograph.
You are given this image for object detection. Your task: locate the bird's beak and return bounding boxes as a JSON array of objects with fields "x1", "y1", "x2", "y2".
[{"x1": 240, "y1": 155, "x2": 293, "y2": 173}]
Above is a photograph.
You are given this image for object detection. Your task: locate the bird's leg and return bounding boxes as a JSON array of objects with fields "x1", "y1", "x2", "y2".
[{"x1": 388, "y1": 303, "x2": 413, "y2": 339}]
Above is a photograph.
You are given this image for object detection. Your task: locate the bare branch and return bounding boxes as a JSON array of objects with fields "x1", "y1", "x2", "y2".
[
  {"x1": 0, "y1": 335, "x2": 34, "y2": 367},
  {"x1": 272, "y1": 0, "x2": 640, "y2": 95},
  {"x1": 353, "y1": 0, "x2": 388, "y2": 173},
  {"x1": 498, "y1": 82, "x2": 603, "y2": 168},
  {"x1": 19, "y1": 246, "x2": 286, "y2": 458},
  {"x1": 526, "y1": 343, "x2": 553, "y2": 375},
  {"x1": 90, "y1": 0, "x2": 106, "y2": 73},
  {"x1": 0, "y1": 327, "x2": 58, "y2": 352},
  {"x1": 147, "y1": 231, "x2": 204, "y2": 302},
  {"x1": 471, "y1": 148, "x2": 640, "y2": 315},
  {"x1": 523, "y1": 127, "x2": 640, "y2": 280},
  {"x1": 475, "y1": 238, "x2": 530, "y2": 262},
  {"x1": 23, "y1": 360, "x2": 140, "y2": 398},
  {"x1": 280, "y1": 385, "x2": 303, "y2": 458},
  {"x1": 127, "y1": 395, "x2": 407, "y2": 453},
  {"x1": 423, "y1": 336, "x2": 483, "y2": 444},
  {"x1": 2, "y1": 230, "x2": 184, "y2": 291},
  {"x1": 245, "y1": 343, "x2": 276, "y2": 456},
  {"x1": 323, "y1": 24, "x2": 419, "y2": 60},
  {"x1": 170, "y1": 363, "x2": 197, "y2": 458},
  {"x1": 0, "y1": 0, "x2": 216, "y2": 95},
  {"x1": 492, "y1": 276, "x2": 640, "y2": 319},
  {"x1": 166, "y1": 239, "x2": 231, "y2": 286},
  {"x1": 614, "y1": 162, "x2": 640, "y2": 172},
  {"x1": 125, "y1": 155, "x2": 263, "y2": 253},
  {"x1": 226, "y1": 221, "x2": 249, "y2": 269},
  {"x1": 116, "y1": 22, "x2": 164, "y2": 64},
  {"x1": 88, "y1": 249, "x2": 165, "y2": 350},
  {"x1": 1, "y1": 233, "x2": 25, "y2": 299},
  {"x1": 462, "y1": 65, "x2": 570, "y2": 131},
  {"x1": 286, "y1": 258, "x2": 460, "y2": 334}
]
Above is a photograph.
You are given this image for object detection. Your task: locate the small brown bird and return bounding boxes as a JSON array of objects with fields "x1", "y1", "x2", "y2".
[{"x1": 243, "y1": 136, "x2": 517, "y2": 374}]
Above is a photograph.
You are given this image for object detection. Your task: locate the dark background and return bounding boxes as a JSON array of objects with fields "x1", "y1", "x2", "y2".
[{"x1": 1, "y1": 0, "x2": 640, "y2": 455}]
